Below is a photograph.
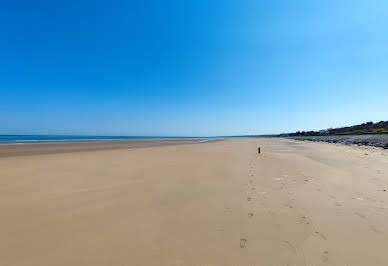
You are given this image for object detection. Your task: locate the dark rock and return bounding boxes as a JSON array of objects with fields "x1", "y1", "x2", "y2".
[{"x1": 289, "y1": 134, "x2": 388, "y2": 149}]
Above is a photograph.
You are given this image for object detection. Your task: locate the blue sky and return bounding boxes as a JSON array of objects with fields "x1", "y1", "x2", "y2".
[{"x1": 1, "y1": 0, "x2": 387, "y2": 136}]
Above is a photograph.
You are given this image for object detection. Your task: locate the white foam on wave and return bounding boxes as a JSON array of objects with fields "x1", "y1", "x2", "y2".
[{"x1": 15, "y1": 138, "x2": 127, "y2": 142}]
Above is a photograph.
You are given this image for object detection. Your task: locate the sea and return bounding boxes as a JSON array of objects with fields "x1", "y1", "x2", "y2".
[{"x1": 0, "y1": 135, "x2": 206, "y2": 144}]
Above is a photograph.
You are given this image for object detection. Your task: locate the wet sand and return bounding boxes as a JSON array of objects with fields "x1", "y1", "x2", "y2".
[
  {"x1": 0, "y1": 138, "x2": 207, "y2": 157},
  {"x1": 1, "y1": 138, "x2": 388, "y2": 265}
]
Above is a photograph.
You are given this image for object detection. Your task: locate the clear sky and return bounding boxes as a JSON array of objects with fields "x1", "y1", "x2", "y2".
[{"x1": 1, "y1": 0, "x2": 388, "y2": 136}]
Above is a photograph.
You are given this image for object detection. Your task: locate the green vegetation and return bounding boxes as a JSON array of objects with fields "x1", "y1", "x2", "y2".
[
  {"x1": 341, "y1": 128, "x2": 388, "y2": 135},
  {"x1": 290, "y1": 121, "x2": 388, "y2": 136}
]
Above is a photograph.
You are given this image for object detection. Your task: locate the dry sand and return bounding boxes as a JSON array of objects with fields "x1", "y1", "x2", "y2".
[{"x1": 1, "y1": 138, "x2": 388, "y2": 265}]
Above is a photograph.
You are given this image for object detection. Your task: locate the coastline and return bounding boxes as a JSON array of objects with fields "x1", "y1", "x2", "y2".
[
  {"x1": 0, "y1": 135, "x2": 210, "y2": 145},
  {"x1": 288, "y1": 134, "x2": 388, "y2": 149},
  {"x1": 0, "y1": 138, "x2": 218, "y2": 158}
]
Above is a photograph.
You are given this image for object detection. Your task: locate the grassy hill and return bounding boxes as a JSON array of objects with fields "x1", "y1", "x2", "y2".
[{"x1": 290, "y1": 121, "x2": 388, "y2": 136}]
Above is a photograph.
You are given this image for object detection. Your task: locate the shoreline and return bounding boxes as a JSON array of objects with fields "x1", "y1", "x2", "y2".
[
  {"x1": 0, "y1": 135, "x2": 211, "y2": 145},
  {"x1": 0, "y1": 138, "x2": 221, "y2": 158}
]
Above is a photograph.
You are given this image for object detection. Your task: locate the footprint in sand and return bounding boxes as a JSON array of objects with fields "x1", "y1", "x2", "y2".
[
  {"x1": 299, "y1": 215, "x2": 311, "y2": 225},
  {"x1": 315, "y1": 231, "x2": 327, "y2": 240},
  {"x1": 354, "y1": 212, "x2": 366, "y2": 219},
  {"x1": 321, "y1": 251, "x2": 329, "y2": 262},
  {"x1": 370, "y1": 225, "x2": 383, "y2": 234},
  {"x1": 248, "y1": 212, "x2": 254, "y2": 218},
  {"x1": 240, "y1": 238, "x2": 247, "y2": 248},
  {"x1": 283, "y1": 241, "x2": 297, "y2": 255},
  {"x1": 247, "y1": 197, "x2": 252, "y2": 202}
]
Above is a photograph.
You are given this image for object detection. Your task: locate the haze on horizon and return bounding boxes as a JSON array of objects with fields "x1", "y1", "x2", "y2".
[{"x1": 1, "y1": 0, "x2": 387, "y2": 136}]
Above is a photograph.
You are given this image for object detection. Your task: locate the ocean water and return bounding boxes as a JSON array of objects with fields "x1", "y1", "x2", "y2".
[{"x1": 0, "y1": 135, "x2": 204, "y2": 144}]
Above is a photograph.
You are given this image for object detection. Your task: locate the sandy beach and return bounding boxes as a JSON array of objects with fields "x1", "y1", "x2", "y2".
[{"x1": 1, "y1": 138, "x2": 388, "y2": 266}]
